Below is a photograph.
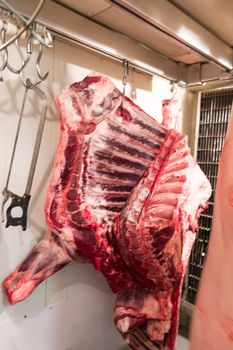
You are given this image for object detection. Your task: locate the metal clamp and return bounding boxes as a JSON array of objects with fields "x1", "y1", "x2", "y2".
[{"x1": 3, "y1": 189, "x2": 31, "y2": 231}]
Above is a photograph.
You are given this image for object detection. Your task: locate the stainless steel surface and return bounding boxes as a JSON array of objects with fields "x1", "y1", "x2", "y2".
[
  {"x1": 8, "y1": 0, "x2": 233, "y2": 83},
  {"x1": 106, "y1": 0, "x2": 233, "y2": 70},
  {"x1": 55, "y1": 0, "x2": 111, "y2": 17},
  {"x1": 0, "y1": 5, "x2": 53, "y2": 82},
  {"x1": 57, "y1": 0, "x2": 233, "y2": 68},
  {"x1": 169, "y1": 0, "x2": 233, "y2": 46},
  {"x1": 54, "y1": 0, "x2": 233, "y2": 83},
  {"x1": 93, "y1": 4, "x2": 201, "y2": 62},
  {"x1": 4, "y1": 78, "x2": 48, "y2": 195},
  {"x1": 187, "y1": 89, "x2": 233, "y2": 303},
  {"x1": 4, "y1": 87, "x2": 28, "y2": 190},
  {"x1": 9, "y1": 0, "x2": 180, "y2": 80},
  {"x1": 186, "y1": 63, "x2": 232, "y2": 86},
  {"x1": 24, "y1": 79, "x2": 48, "y2": 194},
  {"x1": 1, "y1": 79, "x2": 48, "y2": 229}
]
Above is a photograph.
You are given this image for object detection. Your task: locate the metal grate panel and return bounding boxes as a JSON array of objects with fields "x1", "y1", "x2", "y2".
[{"x1": 187, "y1": 89, "x2": 233, "y2": 303}]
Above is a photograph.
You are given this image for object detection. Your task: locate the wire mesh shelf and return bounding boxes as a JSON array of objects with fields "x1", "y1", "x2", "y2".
[{"x1": 187, "y1": 89, "x2": 233, "y2": 304}]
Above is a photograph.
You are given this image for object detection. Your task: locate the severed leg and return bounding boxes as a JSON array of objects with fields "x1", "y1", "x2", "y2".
[
  {"x1": 3, "y1": 230, "x2": 85, "y2": 305},
  {"x1": 114, "y1": 288, "x2": 172, "y2": 350}
]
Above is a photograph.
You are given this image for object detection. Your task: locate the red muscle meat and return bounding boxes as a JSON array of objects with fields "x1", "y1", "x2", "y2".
[
  {"x1": 3, "y1": 74, "x2": 211, "y2": 350},
  {"x1": 162, "y1": 97, "x2": 182, "y2": 131}
]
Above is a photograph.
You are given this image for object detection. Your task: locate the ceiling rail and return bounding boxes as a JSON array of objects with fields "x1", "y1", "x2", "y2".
[
  {"x1": 110, "y1": 0, "x2": 233, "y2": 72},
  {"x1": 7, "y1": 0, "x2": 182, "y2": 82}
]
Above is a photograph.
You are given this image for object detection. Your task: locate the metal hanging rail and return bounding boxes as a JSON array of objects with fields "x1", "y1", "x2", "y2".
[
  {"x1": 0, "y1": 0, "x2": 49, "y2": 50},
  {"x1": 7, "y1": 0, "x2": 183, "y2": 82},
  {"x1": 7, "y1": 0, "x2": 233, "y2": 85},
  {"x1": 54, "y1": 32, "x2": 181, "y2": 84},
  {"x1": 0, "y1": 2, "x2": 53, "y2": 82},
  {"x1": 110, "y1": 0, "x2": 233, "y2": 72}
]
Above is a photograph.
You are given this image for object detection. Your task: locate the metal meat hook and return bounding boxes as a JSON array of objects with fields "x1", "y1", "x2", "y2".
[
  {"x1": 19, "y1": 36, "x2": 35, "y2": 87},
  {"x1": 5, "y1": 38, "x2": 31, "y2": 75},
  {"x1": 0, "y1": 0, "x2": 48, "y2": 51},
  {"x1": 0, "y1": 21, "x2": 8, "y2": 79},
  {"x1": 122, "y1": 59, "x2": 129, "y2": 95},
  {"x1": 35, "y1": 28, "x2": 53, "y2": 83},
  {"x1": 36, "y1": 43, "x2": 49, "y2": 82},
  {"x1": 170, "y1": 80, "x2": 178, "y2": 98},
  {"x1": 2, "y1": 78, "x2": 48, "y2": 230},
  {"x1": 120, "y1": 59, "x2": 129, "y2": 113},
  {"x1": 20, "y1": 37, "x2": 51, "y2": 88}
]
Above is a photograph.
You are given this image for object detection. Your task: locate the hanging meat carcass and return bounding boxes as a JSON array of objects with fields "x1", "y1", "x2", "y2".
[
  {"x1": 3, "y1": 74, "x2": 211, "y2": 350},
  {"x1": 162, "y1": 96, "x2": 183, "y2": 132}
]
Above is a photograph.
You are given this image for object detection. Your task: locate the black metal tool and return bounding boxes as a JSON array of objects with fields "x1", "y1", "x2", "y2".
[{"x1": 2, "y1": 78, "x2": 48, "y2": 230}]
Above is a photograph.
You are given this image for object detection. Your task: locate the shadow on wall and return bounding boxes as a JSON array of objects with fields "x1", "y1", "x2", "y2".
[
  {"x1": 56, "y1": 263, "x2": 114, "y2": 296},
  {"x1": 0, "y1": 79, "x2": 22, "y2": 115},
  {"x1": 53, "y1": 37, "x2": 153, "y2": 98}
]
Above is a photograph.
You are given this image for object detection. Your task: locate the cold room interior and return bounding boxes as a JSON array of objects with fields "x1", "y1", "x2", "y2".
[{"x1": 0, "y1": 1, "x2": 233, "y2": 350}]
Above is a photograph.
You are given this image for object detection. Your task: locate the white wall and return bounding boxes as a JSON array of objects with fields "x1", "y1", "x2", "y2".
[{"x1": 0, "y1": 37, "x2": 188, "y2": 350}]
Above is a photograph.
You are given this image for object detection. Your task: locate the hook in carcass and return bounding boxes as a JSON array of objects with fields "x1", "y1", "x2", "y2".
[{"x1": 1, "y1": 78, "x2": 48, "y2": 230}]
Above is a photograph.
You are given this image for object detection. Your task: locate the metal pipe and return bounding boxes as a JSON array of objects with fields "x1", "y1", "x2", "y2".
[
  {"x1": 7, "y1": 0, "x2": 180, "y2": 81},
  {"x1": 0, "y1": 0, "x2": 46, "y2": 51},
  {"x1": 110, "y1": 0, "x2": 233, "y2": 71},
  {"x1": 53, "y1": 34, "x2": 174, "y2": 82}
]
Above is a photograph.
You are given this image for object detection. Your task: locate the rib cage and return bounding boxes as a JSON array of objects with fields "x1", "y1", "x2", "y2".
[
  {"x1": 82, "y1": 103, "x2": 166, "y2": 219},
  {"x1": 115, "y1": 131, "x2": 188, "y2": 292}
]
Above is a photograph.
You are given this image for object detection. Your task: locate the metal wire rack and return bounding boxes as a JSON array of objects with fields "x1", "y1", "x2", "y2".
[{"x1": 187, "y1": 88, "x2": 233, "y2": 303}]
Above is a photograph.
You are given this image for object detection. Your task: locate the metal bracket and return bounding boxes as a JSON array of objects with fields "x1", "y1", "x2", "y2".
[
  {"x1": 186, "y1": 62, "x2": 233, "y2": 86},
  {"x1": 3, "y1": 189, "x2": 31, "y2": 230}
]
